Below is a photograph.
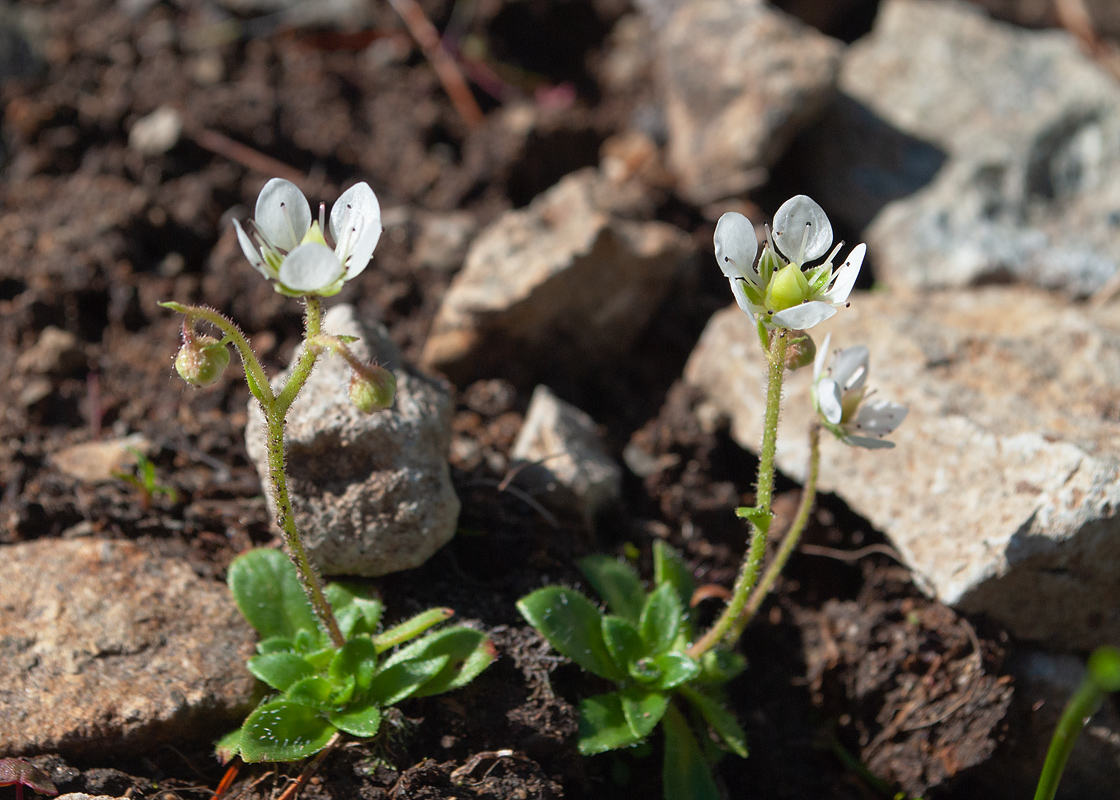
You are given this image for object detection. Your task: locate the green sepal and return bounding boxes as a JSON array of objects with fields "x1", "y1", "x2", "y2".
[
  {"x1": 228, "y1": 549, "x2": 319, "y2": 641},
  {"x1": 578, "y1": 692, "x2": 645, "y2": 755},
  {"x1": 256, "y1": 636, "x2": 295, "y2": 655},
  {"x1": 602, "y1": 615, "x2": 645, "y2": 669},
  {"x1": 366, "y1": 655, "x2": 449, "y2": 705},
  {"x1": 517, "y1": 587, "x2": 625, "y2": 680},
  {"x1": 639, "y1": 583, "x2": 682, "y2": 656},
  {"x1": 735, "y1": 505, "x2": 773, "y2": 535},
  {"x1": 330, "y1": 635, "x2": 379, "y2": 691},
  {"x1": 619, "y1": 686, "x2": 669, "y2": 739},
  {"x1": 661, "y1": 703, "x2": 720, "y2": 800},
  {"x1": 247, "y1": 652, "x2": 317, "y2": 692},
  {"x1": 325, "y1": 582, "x2": 383, "y2": 640},
  {"x1": 328, "y1": 701, "x2": 382, "y2": 738},
  {"x1": 214, "y1": 728, "x2": 242, "y2": 764},
  {"x1": 653, "y1": 652, "x2": 701, "y2": 691},
  {"x1": 653, "y1": 541, "x2": 695, "y2": 618},
  {"x1": 284, "y1": 675, "x2": 336, "y2": 710},
  {"x1": 238, "y1": 699, "x2": 336, "y2": 763},
  {"x1": 379, "y1": 626, "x2": 496, "y2": 697},
  {"x1": 679, "y1": 686, "x2": 748, "y2": 758},
  {"x1": 373, "y1": 607, "x2": 454, "y2": 653},
  {"x1": 578, "y1": 554, "x2": 646, "y2": 624},
  {"x1": 698, "y1": 649, "x2": 747, "y2": 684}
]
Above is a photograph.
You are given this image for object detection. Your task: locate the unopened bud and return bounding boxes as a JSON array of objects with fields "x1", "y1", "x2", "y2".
[
  {"x1": 175, "y1": 335, "x2": 230, "y2": 387},
  {"x1": 349, "y1": 364, "x2": 396, "y2": 413},
  {"x1": 784, "y1": 333, "x2": 816, "y2": 371}
]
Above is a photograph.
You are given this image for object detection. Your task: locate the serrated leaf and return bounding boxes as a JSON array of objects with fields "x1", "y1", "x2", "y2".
[
  {"x1": 640, "y1": 583, "x2": 682, "y2": 656},
  {"x1": 256, "y1": 636, "x2": 295, "y2": 655},
  {"x1": 653, "y1": 541, "x2": 695, "y2": 615},
  {"x1": 602, "y1": 615, "x2": 645, "y2": 669},
  {"x1": 325, "y1": 582, "x2": 383, "y2": 640},
  {"x1": 238, "y1": 699, "x2": 336, "y2": 763},
  {"x1": 517, "y1": 588, "x2": 624, "y2": 680},
  {"x1": 285, "y1": 675, "x2": 335, "y2": 710},
  {"x1": 366, "y1": 655, "x2": 449, "y2": 705},
  {"x1": 247, "y1": 652, "x2": 317, "y2": 692},
  {"x1": 228, "y1": 549, "x2": 319, "y2": 641},
  {"x1": 578, "y1": 555, "x2": 645, "y2": 624},
  {"x1": 373, "y1": 607, "x2": 454, "y2": 653},
  {"x1": 654, "y1": 652, "x2": 701, "y2": 691},
  {"x1": 578, "y1": 693, "x2": 644, "y2": 755},
  {"x1": 679, "y1": 686, "x2": 748, "y2": 758},
  {"x1": 328, "y1": 701, "x2": 382, "y2": 738},
  {"x1": 661, "y1": 703, "x2": 720, "y2": 800},
  {"x1": 619, "y1": 686, "x2": 668, "y2": 738},
  {"x1": 330, "y1": 636, "x2": 379, "y2": 691},
  {"x1": 214, "y1": 728, "x2": 242, "y2": 764},
  {"x1": 380, "y1": 626, "x2": 497, "y2": 696}
]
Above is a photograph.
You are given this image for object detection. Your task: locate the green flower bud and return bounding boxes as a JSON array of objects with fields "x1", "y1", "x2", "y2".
[
  {"x1": 175, "y1": 335, "x2": 230, "y2": 387},
  {"x1": 766, "y1": 262, "x2": 811, "y2": 311},
  {"x1": 784, "y1": 333, "x2": 816, "y2": 371},
  {"x1": 349, "y1": 364, "x2": 396, "y2": 413}
]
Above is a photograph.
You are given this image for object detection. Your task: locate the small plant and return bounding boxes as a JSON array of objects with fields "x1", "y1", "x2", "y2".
[
  {"x1": 1033, "y1": 645, "x2": 1120, "y2": 800},
  {"x1": 519, "y1": 196, "x2": 908, "y2": 798},
  {"x1": 112, "y1": 446, "x2": 178, "y2": 509},
  {"x1": 217, "y1": 549, "x2": 495, "y2": 762},
  {"x1": 163, "y1": 178, "x2": 494, "y2": 762}
]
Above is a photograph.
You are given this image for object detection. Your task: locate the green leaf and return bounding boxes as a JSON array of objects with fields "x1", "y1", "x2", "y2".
[
  {"x1": 654, "y1": 652, "x2": 701, "y2": 691},
  {"x1": 628, "y1": 657, "x2": 662, "y2": 684},
  {"x1": 214, "y1": 728, "x2": 242, "y2": 764},
  {"x1": 330, "y1": 636, "x2": 379, "y2": 691},
  {"x1": 284, "y1": 675, "x2": 335, "y2": 710},
  {"x1": 325, "y1": 582, "x2": 383, "y2": 639},
  {"x1": 698, "y1": 649, "x2": 747, "y2": 685},
  {"x1": 661, "y1": 703, "x2": 720, "y2": 800},
  {"x1": 653, "y1": 541, "x2": 695, "y2": 614},
  {"x1": 238, "y1": 699, "x2": 336, "y2": 763},
  {"x1": 228, "y1": 549, "x2": 319, "y2": 640},
  {"x1": 578, "y1": 693, "x2": 645, "y2": 755},
  {"x1": 619, "y1": 686, "x2": 668, "y2": 738},
  {"x1": 601, "y1": 615, "x2": 645, "y2": 669},
  {"x1": 735, "y1": 505, "x2": 772, "y2": 535},
  {"x1": 328, "y1": 701, "x2": 382, "y2": 738},
  {"x1": 366, "y1": 655, "x2": 449, "y2": 705},
  {"x1": 639, "y1": 583, "x2": 682, "y2": 656},
  {"x1": 257, "y1": 636, "x2": 295, "y2": 655},
  {"x1": 380, "y1": 626, "x2": 497, "y2": 697},
  {"x1": 247, "y1": 652, "x2": 317, "y2": 692},
  {"x1": 517, "y1": 588, "x2": 624, "y2": 680},
  {"x1": 373, "y1": 607, "x2": 454, "y2": 653},
  {"x1": 578, "y1": 555, "x2": 646, "y2": 624},
  {"x1": 679, "y1": 686, "x2": 748, "y2": 758}
]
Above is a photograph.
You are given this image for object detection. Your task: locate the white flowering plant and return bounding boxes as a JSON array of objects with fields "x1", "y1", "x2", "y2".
[
  {"x1": 160, "y1": 178, "x2": 494, "y2": 764},
  {"x1": 518, "y1": 195, "x2": 907, "y2": 800}
]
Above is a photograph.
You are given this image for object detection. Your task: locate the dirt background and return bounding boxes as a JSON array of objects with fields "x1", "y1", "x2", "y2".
[{"x1": 0, "y1": 0, "x2": 1074, "y2": 797}]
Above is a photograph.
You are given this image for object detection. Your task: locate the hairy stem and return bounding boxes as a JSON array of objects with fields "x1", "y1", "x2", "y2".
[{"x1": 688, "y1": 330, "x2": 788, "y2": 657}]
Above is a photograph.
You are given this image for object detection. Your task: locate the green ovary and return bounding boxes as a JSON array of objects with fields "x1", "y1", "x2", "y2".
[{"x1": 766, "y1": 263, "x2": 810, "y2": 311}]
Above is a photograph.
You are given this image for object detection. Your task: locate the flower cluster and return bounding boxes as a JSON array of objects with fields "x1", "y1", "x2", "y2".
[
  {"x1": 234, "y1": 178, "x2": 382, "y2": 297},
  {"x1": 811, "y1": 334, "x2": 907, "y2": 448},
  {"x1": 714, "y1": 195, "x2": 864, "y2": 330}
]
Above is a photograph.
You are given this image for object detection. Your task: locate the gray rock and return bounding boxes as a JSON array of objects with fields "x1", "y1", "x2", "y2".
[
  {"x1": 246, "y1": 304, "x2": 459, "y2": 577},
  {"x1": 411, "y1": 210, "x2": 478, "y2": 272},
  {"x1": 659, "y1": 0, "x2": 842, "y2": 205},
  {"x1": 420, "y1": 168, "x2": 692, "y2": 385},
  {"x1": 684, "y1": 287, "x2": 1120, "y2": 649},
  {"x1": 810, "y1": 0, "x2": 1120, "y2": 296},
  {"x1": 511, "y1": 385, "x2": 623, "y2": 527},
  {"x1": 0, "y1": 538, "x2": 255, "y2": 758}
]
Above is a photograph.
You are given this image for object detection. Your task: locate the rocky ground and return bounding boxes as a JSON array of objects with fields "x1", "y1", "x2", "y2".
[{"x1": 2, "y1": 0, "x2": 1120, "y2": 798}]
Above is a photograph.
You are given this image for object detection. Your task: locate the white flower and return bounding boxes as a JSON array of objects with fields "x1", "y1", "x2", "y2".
[
  {"x1": 811, "y1": 334, "x2": 907, "y2": 449},
  {"x1": 233, "y1": 178, "x2": 382, "y2": 297},
  {"x1": 713, "y1": 195, "x2": 864, "y2": 330}
]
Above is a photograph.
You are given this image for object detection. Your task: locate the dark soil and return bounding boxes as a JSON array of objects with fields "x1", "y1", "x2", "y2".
[{"x1": 1, "y1": 0, "x2": 1020, "y2": 798}]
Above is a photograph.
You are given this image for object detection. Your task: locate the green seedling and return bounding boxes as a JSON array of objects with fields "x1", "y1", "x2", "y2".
[
  {"x1": 112, "y1": 447, "x2": 177, "y2": 509},
  {"x1": 0, "y1": 759, "x2": 57, "y2": 800},
  {"x1": 518, "y1": 542, "x2": 747, "y2": 800},
  {"x1": 219, "y1": 549, "x2": 496, "y2": 763}
]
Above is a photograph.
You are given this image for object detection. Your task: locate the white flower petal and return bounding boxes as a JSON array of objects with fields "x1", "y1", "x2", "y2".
[
  {"x1": 772, "y1": 195, "x2": 832, "y2": 264},
  {"x1": 233, "y1": 218, "x2": 269, "y2": 278},
  {"x1": 279, "y1": 242, "x2": 344, "y2": 293},
  {"x1": 817, "y1": 377, "x2": 843, "y2": 425},
  {"x1": 770, "y1": 301, "x2": 836, "y2": 330},
  {"x1": 330, "y1": 182, "x2": 382, "y2": 279},
  {"x1": 844, "y1": 435, "x2": 896, "y2": 449},
  {"x1": 255, "y1": 178, "x2": 312, "y2": 251},
  {"x1": 830, "y1": 346, "x2": 870, "y2": 393},
  {"x1": 714, "y1": 212, "x2": 759, "y2": 283},
  {"x1": 813, "y1": 332, "x2": 831, "y2": 382},
  {"x1": 821, "y1": 243, "x2": 865, "y2": 305},
  {"x1": 851, "y1": 399, "x2": 908, "y2": 436},
  {"x1": 729, "y1": 278, "x2": 757, "y2": 320}
]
